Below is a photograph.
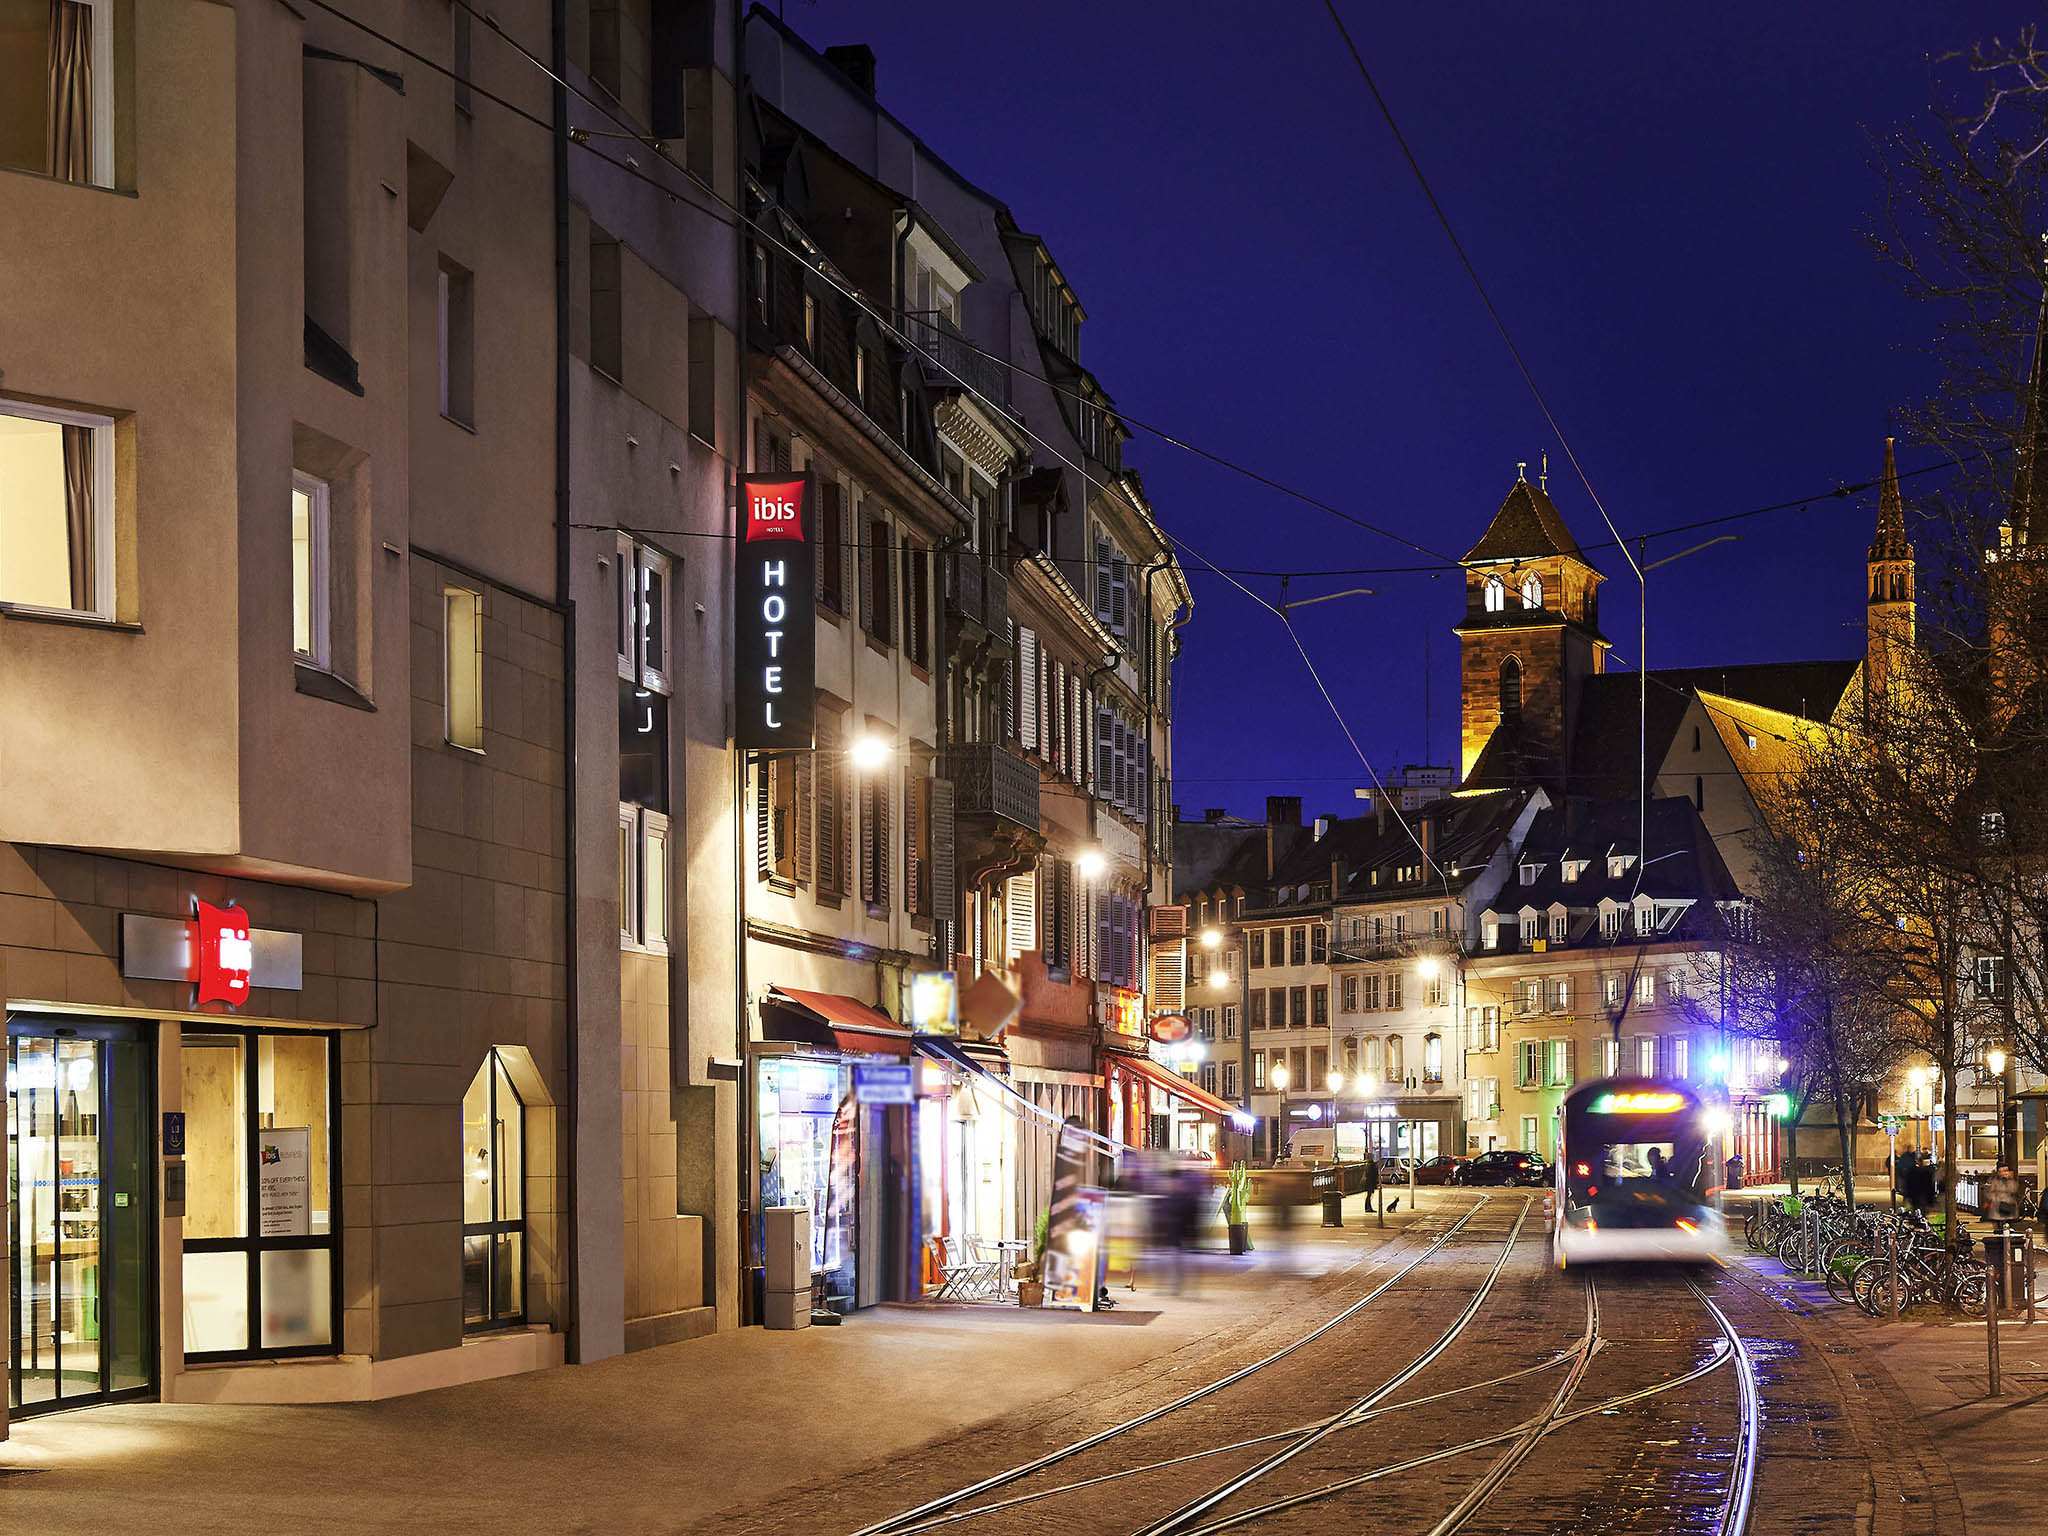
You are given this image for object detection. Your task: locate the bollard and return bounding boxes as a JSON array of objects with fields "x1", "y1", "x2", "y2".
[
  {"x1": 1987, "y1": 1242, "x2": 2003, "y2": 1398},
  {"x1": 1889, "y1": 1214, "x2": 1899, "y2": 1321}
]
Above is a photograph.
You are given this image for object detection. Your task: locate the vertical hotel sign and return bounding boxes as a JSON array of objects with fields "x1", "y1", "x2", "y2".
[{"x1": 736, "y1": 473, "x2": 817, "y2": 750}]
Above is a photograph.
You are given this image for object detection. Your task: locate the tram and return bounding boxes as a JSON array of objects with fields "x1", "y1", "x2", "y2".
[{"x1": 1553, "y1": 1078, "x2": 1729, "y2": 1265}]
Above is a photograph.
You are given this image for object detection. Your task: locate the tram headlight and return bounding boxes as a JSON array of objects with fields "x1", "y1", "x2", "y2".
[{"x1": 1704, "y1": 1108, "x2": 1733, "y2": 1136}]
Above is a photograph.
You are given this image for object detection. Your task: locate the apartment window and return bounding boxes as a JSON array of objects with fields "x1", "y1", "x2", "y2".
[
  {"x1": 1252, "y1": 1051, "x2": 1266, "y2": 1090},
  {"x1": 438, "y1": 257, "x2": 475, "y2": 426},
  {"x1": 1249, "y1": 931, "x2": 1265, "y2": 968},
  {"x1": 1362, "y1": 974, "x2": 1381, "y2": 1010},
  {"x1": 1340, "y1": 1036, "x2": 1359, "y2": 1073},
  {"x1": 614, "y1": 543, "x2": 671, "y2": 695},
  {"x1": 1550, "y1": 978, "x2": 1569, "y2": 1012},
  {"x1": 862, "y1": 513, "x2": 895, "y2": 644},
  {"x1": 462, "y1": 1051, "x2": 526, "y2": 1331},
  {"x1": 1517, "y1": 1039, "x2": 1543, "y2": 1088},
  {"x1": 1673, "y1": 1037, "x2": 1690, "y2": 1080},
  {"x1": 1385, "y1": 1035, "x2": 1404, "y2": 1082},
  {"x1": 1978, "y1": 955, "x2": 2006, "y2": 1000},
  {"x1": 444, "y1": 586, "x2": 484, "y2": 750},
  {"x1": 1200, "y1": 1063, "x2": 1218, "y2": 1095},
  {"x1": 1600, "y1": 1037, "x2": 1620, "y2": 1077},
  {"x1": 1520, "y1": 978, "x2": 1543, "y2": 1014},
  {"x1": 1551, "y1": 914, "x2": 1568, "y2": 943},
  {"x1": 1545, "y1": 1038, "x2": 1573, "y2": 1087},
  {"x1": 1521, "y1": 914, "x2": 1539, "y2": 944},
  {"x1": 621, "y1": 805, "x2": 671, "y2": 951},
  {"x1": 1224, "y1": 1062, "x2": 1240, "y2": 1099},
  {"x1": 1386, "y1": 972, "x2": 1404, "y2": 1009},
  {"x1": 1342, "y1": 976, "x2": 1358, "y2": 1013},
  {"x1": 1311, "y1": 926, "x2": 1328, "y2": 965},
  {"x1": 1601, "y1": 907, "x2": 1622, "y2": 938},
  {"x1": 1423, "y1": 1033, "x2": 1443, "y2": 1083},
  {"x1": 1665, "y1": 971, "x2": 1685, "y2": 1004},
  {"x1": 1269, "y1": 987, "x2": 1287, "y2": 1027},
  {"x1": 1522, "y1": 1115, "x2": 1541, "y2": 1154},
  {"x1": 1249, "y1": 992, "x2": 1266, "y2": 1029},
  {"x1": 1290, "y1": 927, "x2": 1307, "y2": 966},
  {"x1": 1478, "y1": 1006, "x2": 1501, "y2": 1053},
  {"x1": 1311, "y1": 986, "x2": 1329, "y2": 1026},
  {"x1": 290, "y1": 472, "x2": 330, "y2": 666},
  {"x1": 0, "y1": 0, "x2": 113, "y2": 187},
  {"x1": 0, "y1": 400, "x2": 114, "y2": 616},
  {"x1": 1222, "y1": 1006, "x2": 1238, "y2": 1039},
  {"x1": 1289, "y1": 987, "x2": 1307, "y2": 1028},
  {"x1": 1637, "y1": 1036, "x2": 1658, "y2": 1076},
  {"x1": 1426, "y1": 973, "x2": 1446, "y2": 1008},
  {"x1": 1636, "y1": 972, "x2": 1656, "y2": 1007}
]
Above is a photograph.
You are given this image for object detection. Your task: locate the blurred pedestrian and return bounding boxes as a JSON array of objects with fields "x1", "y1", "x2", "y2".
[
  {"x1": 1361, "y1": 1152, "x2": 1381, "y2": 1212},
  {"x1": 1723, "y1": 1149, "x2": 1745, "y2": 1189},
  {"x1": 1906, "y1": 1151, "x2": 1938, "y2": 1215}
]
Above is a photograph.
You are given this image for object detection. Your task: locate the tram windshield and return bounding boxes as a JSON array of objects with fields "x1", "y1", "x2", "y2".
[{"x1": 1563, "y1": 1089, "x2": 1720, "y2": 1214}]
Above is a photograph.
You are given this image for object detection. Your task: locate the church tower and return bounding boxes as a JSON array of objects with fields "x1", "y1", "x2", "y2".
[
  {"x1": 1456, "y1": 466, "x2": 1609, "y2": 783},
  {"x1": 1865, "y1": 436, "x2": 1915, "y2": 715}
]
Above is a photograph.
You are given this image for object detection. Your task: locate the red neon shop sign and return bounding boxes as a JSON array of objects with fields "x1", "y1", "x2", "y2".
[{"x1": 194, "y1": 898, "x2": 254, "y2": 1008}]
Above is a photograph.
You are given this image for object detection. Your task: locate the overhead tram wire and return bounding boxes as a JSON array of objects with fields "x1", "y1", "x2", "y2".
[
  {"x1": 311, "y1": 0, "x2": 1991, "y2": 591},
  {"x1": 306, "y1": 0, "x2": 1455, "y2": 566},
  {"x1": 1320, "y1": 1, "x2": 1661, "y2": 887}
]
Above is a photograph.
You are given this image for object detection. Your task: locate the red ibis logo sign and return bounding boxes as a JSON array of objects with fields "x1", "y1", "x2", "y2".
[
  {"x1": 735, "y1": 474, "x2": 817, "y2": 750},
  {"x1": 194, "y1": 899, "x2": 254, "y2": 1008}
]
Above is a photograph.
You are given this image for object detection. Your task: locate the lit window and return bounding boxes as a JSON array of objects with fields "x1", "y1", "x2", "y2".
[
  {"x1": 1483, "y1": 575, "x2": 1505, "y2": 612},
  {"x1": 1636, "y1": 972, "x2": 1655, "y2": 1006},
  {"x1": 462, "y1": 1050, "x2": 526, "y2": 1331},
  {"x1": 614, "y1": 542, "x2": 671, "y2": 695},
  {"x1": 0, "y1": 400, "x2": 114, "y2": 616},
  {"x1": 0, "y1": 0, "x2": 113, "y2": 188},
  {"x1": 1521, "y1": 573, "x2": 1542, "y2": 609},
  {"x1": 292, "y1": 472, "x2": 330, "y2": 666},
  {"x1": 617, "y1": 805, "x2": 672, "y2": 954},
  {"x1": 444, "y1": 585, "x2": 484, "y2": 750}
]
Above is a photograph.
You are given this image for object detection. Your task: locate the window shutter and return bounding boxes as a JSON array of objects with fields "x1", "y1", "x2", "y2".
[
  {"x1": 1096, "y1": 705, "x2": 1113, "y2": 796},
  {"x1": 858, "y1": 504, "x2": 875, "y2": 635},
  {"x1": 815, "y1": 484, "x2": 832, "y2": 602},
  {"x1": 816, "y1": 732, "x2": 839, "y2": 895},
  {"x1": 840, "y1": 490, "x2": 857, "y2": 619},
  {"x1": 755, "y1": 759, "x2": 772, "y2": 882},
  {"x1": 1094, "y1": 535, "x2": 1113, "y2": 623},
  {"x1": 1110, "y1": 553, "x2": 1128, "y2": 634},
  {"x1": 903, "y1": 766, "x2": 921, "y2": 914},
  {"x1": 1071, "y1": 681, "x2": 1084, "y2": 785},
  {"x1": 1019, "y1": 628, "x2": 1039, "y2": 749},
  {"x1": 1049, "y1": 661, "x2": 1064, "y2": 773},
  {"x1": 858, "y1": 776, "x2": 876, "y2": 903},
  {"x1": 930, "y1": 778, "x2": 956, "y2": 925},
  {"x1": 878, "y1": 520, "x2": 896, "y2": 646},
  {"x1": 795, "y1": 749, "x2": 814, "y2": 885},
  {"x1": 1004, "y1": 620, "x2": 1018, "y2": 740},
  {"x1": 1096, "y1": 890, "x2": 1113, "y2": 982},
  {"x1": 1006, "y1": 871, "x2": 1036, "y2": 960},
  {"x1": 877, "y1": 771, "x2": 892, "y2": 907},
  {"x1": 1072, "y1": 875, "x2": 1089, "y2": 978}
]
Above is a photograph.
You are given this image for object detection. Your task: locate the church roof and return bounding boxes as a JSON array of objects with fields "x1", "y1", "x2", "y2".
[
  {"x1": 1656, "y1": 660, "x2": 1860, "y2": 723},
  {"x1": 1870, "y1": 437, "x2": 1911, "y2": 562},
  {"x1": 1462, "y1": 477, "x2": 1591, "y2": 566}
]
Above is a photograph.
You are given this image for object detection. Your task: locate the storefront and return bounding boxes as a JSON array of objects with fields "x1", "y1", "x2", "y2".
[
  {"x1": 752, "y1": 988, "x2": 918, "y2": 1314},
  {"x1": 1104, "y1": 1051, "x2": 1245, "y2": 1161}
]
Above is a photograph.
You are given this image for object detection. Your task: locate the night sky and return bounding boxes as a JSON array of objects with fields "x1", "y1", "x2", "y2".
[{"x1": 780, "y1": 1, "x2": 2029, "y2": 821}]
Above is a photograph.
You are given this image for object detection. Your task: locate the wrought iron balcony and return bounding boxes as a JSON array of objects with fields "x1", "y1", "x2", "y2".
[
  {"x1": 903, "y1": 311, "x2": 1010, "y2": 409},
  {"x1": 941, "y1": 742, "x2": 1039, "y2": 832}
]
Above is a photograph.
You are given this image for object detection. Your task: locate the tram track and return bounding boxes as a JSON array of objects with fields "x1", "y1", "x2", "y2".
[{"x1": 850, "y1": 1194, "x2": 1520, "y2": 1536}]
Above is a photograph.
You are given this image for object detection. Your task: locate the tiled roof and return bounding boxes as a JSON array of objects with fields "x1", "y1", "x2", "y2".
[
  {"x1": 1485, "y1": 797, "x2": 1739, "y2": 917},
  {"x1": 1655, "y1": 660, "x2": 1860, "y2": 723},
  {"x1": 1462, "y1": 479, "x2": 1590, "y2": 566}
]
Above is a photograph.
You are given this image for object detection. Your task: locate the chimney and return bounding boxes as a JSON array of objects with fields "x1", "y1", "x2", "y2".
[
  {"x1": 1420, "y1": 815, "x2": 1436, "y2": 859},
  {"x1": 824, "y1": 44, "x2": 877, "y2": 95},
  {"x1": 1266, "y1": 794, "x2": 1301, "y2": 827},
  {"x1": 1331, "y1": 854, "x2": 1349, "y2": 896},
  {"x1": 1204, "y1": 807, "x2": 1226, "y2": 823},
  {"x1": 1375, "y1": 797, "x2": 1387, "y2": 836}
]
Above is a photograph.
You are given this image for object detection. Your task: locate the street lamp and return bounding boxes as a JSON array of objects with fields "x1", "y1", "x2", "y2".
[
  {"x1": 849, "y1": 735, "x2": 893, "y2": 772},
  {"x1": 1907, "y1": 1067, "x2": 1927, "y2": 1154},
  {"x1": 1076, "y1": 848, "x2": 1107, "y2": 881},
  {"x1": 1987, "y1": 1048, "x2": 2009, "y2": 1167},
  {"x1": 1200, "y1": 929, "x2": 1222, "y2": 949}
]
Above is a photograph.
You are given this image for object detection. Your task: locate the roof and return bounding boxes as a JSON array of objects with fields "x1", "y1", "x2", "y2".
[
  {"x1": 1463, "y1": 478, "x2": 1591, "y2": 566},
  {"x1": 1484, "y1": 797, "x2": 1740, "y2": 917},
  {"x1": 1257, "y1": 789, "x2": 1531, "y2": 907},
  {"x1": 1567, "y1": 674, "x2": 1694, "y2": 802},
  {"x1": 1654, "y1": 660, "x2": 1860, "y2": 723},
  {"x1": 1870, "y1": 436, "x2": 1911, "y2": 563}
]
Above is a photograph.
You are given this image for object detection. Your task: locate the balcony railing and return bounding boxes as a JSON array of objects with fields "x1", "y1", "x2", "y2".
[
  {"x1": 940, "y1": 743, "x2": 1039, "y2": 831},
  {"x1": 942, "y1": 544, "x2": 1009, "y2": 636},
  {"x1": 904, "y1": 311, "x2": 1010, "y2": 409}
]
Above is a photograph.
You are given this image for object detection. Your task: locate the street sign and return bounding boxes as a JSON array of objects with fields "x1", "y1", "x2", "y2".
[{"x1": 854, "y1": 1062, "x2": 914, "y2": 1104}]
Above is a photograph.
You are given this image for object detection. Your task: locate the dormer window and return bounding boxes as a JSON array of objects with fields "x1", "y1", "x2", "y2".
[
  {"x1": 1550, "y1": 913, "x2": 1568, "y2": 942},
  {"x1": 1518, "y1": 861, "x2": 1541, "y2": 883},
  {"x1": 1561, "y1": 859, "x2": 1584, "y2": 883},
  {"x1": 1606, "y1": 853, "x2": 1635, "y2": 879},
  {"x1": 1521, "y1": 574, "x2": 1542, "y2": 609},
  {"x1": 1482, "y1": 914, "x2": 1499, "y2": 950},
  {"x1": 1483, "y1": 575, "x2": 1506, "y2": 612},
  {"x1": 1520, "y1": 914, "x2": 1539, "y2": 943}
]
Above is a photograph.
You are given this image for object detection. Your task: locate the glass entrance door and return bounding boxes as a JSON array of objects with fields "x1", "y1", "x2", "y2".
[{"x1": 7, "y1": 1022, "x2": 153, "y2": 1415}]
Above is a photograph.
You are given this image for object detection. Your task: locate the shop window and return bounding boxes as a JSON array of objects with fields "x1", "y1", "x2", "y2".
[
  {"x1": 0, "y1": 0, "x2": 113, "y2": 187},
  {"x1": 445, "y1": 585, "x2": 484, "y2": 750},
  {"x1": 180, "y1": 1031, "x2": 338, "y2": 1360},
  {"x1": 0, "y1": 400, "x2": 114, "y2": 617},
  {"x1": 462, "y1": 1051, "x2": 526, "y2": 1331}
]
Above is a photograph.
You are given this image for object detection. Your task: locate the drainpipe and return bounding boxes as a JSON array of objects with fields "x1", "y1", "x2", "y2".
[{"x1": 549, "y1": 0, "x2": 584, "y2": 1365}]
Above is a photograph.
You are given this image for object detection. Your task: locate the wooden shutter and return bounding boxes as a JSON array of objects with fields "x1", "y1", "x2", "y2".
[
  {"x1": 1004, "y1": 621, "x2": 1018, "y2": 740},
  {"x1": 857, "y1": 503, "x2": 875, "y2": 635},
  {"x1": 877, "y1": 768, "x2": 892, "y2": 907},
  {"x1": 754, "y1": 758, "x2": 772, "y2": 882},
  {"x1": 903, "y1": 766, "x2": 921, "y2": 914},
  {"x1": 930, "y1": 778, "x2": 956, "y2": 924},
  {"x1": 1072, "y1": 682, "x2": 1085, "y2": 785},
  {"x1": 795, "y1": 748, "x2": 814, "y2": 885},
  {"x1": 816, "y1": 730, "x2": 839, "y2": 895},
  {"x1": 1095, "y1": 705, "x2": 1113, "y2": 797},
  {"x1": 839, "y1": 487, "x2": 857, "y2": 618},
  {"x1": 1094, "y1": 534, "x2": 1113, "y2": 624},
  {"x1": 1006, "y1": 871, "x2": 1036, "y2": 960},
  {"x1": 1018, "y1": 628, "x2": 1039, "y2": 749},
  {"x1": 815, "y1": 483, "x2": 831, "y2": 602},
  {"x1": 1150, "y1": 935, "x2": 1185, "y2": 1012},
  {"x1": 858, "y1": 775, "x2": 876, "y2": 903},
  {"x1": 1110, "y1": 553, "x2": 1128, "y2": 634}
]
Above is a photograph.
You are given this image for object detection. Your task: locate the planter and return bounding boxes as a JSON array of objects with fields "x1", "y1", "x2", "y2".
[
  {"x1": 1227, "y1": 1222, "x2": 1252, "y2": 1256},
  {"x1": 1016, "y1": 1280, "x2": 1045, "y2": 1307}
]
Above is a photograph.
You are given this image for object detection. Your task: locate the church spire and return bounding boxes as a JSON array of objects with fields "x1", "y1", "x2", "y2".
[
  {"x1": 2013, "y1": 275, "x2": 2048, "y2": 546},
  {"x1": 1869, "y1": 436, "x2": 1909, "y2": 562}
]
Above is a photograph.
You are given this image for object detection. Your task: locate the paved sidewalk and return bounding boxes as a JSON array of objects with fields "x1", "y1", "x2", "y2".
[
  {"x1": 0, "y1": 1192, "x2": 1445, "y2": 1535},
  {"x1": 1735, "y1": 1253, "x2": 2048, "y2": 1536}
]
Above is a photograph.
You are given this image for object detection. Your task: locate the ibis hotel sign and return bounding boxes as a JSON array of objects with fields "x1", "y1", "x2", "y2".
[{"x1": 736, "y1": 473, "x2": 817, "y2": 751}]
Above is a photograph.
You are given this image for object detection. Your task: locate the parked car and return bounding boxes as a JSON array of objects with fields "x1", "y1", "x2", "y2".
[
  {"x1": 1406, "y1": 1155, "x2": 1467, "y2": 1186},
  {"x1": 1454, "y1": 1149, "x2": 1548, "y2": 1187}
]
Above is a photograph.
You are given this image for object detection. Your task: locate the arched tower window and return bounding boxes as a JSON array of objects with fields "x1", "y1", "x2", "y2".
[
  {"x1": 1872, "y1": 571, "x2": 1885, "y2": 602},
  {"x1": 1483, "y1": 576, "x2": 1505, "y2": 612},
  {"x1": 1499, "y1": 657, "x2": 1523, "y2": 721},
  {"x1": 1890, "y1": 571, "x2": 1908, "y2": 601},
  {"x1": 1521, "y1": 574, "x2": 1542, "y2": 609}
]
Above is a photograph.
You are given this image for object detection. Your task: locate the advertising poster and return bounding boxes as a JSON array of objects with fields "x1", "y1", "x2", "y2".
[
  {"x1": 258, "y1": 1126, "x2": 312, "y2": 1237},
  {"x1": 1043, "y1": 1118, "x2": 1104, "y2": 1311}
]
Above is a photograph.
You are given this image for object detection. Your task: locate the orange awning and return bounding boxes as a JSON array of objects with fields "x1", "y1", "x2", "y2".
[
  {"x1": 1114, "y1": 1052, "x2": 1238, "y2": 1120},
  {"x1": 761, "y1": 987, "x2": 914, "y2": 1056}
]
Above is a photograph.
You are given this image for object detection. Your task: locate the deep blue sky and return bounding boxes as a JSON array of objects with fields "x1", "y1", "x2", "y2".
[{"x1": 785, "y1": 1, "x2": 2026, "y2": 820}]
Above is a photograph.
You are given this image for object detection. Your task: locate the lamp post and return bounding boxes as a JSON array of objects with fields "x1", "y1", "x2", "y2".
[
  {"x1": 1988, "y1": 1048, "x2": 2009, "y2": 1169},
  {"x1": 1270, "y1": 1060, "x2": 1291, "y2": 1163},
  {"x1": 1907, "y1": 1066, "x2": 1927, "y2": 1156}
]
